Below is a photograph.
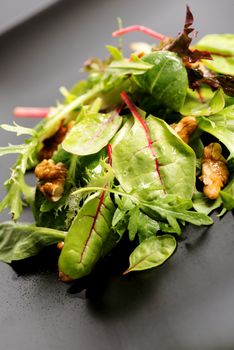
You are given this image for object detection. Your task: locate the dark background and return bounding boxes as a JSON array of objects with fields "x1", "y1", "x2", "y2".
[{"x1": 0, "y1": 1, "x2": 234, "y2": 349}]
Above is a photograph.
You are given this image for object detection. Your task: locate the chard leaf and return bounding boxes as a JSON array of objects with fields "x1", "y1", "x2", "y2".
[
  {"x1": 180, "y1": 88, "x2": 225, "y2": 116},
  {"x1": 0, "y1": 222, "x2": 66, "y2": 263},
  {"x1": 147, "y1": 115, "x2": 196, "y2": 198},
  {"x1": 134, "y1": 51, "x2": 188, "y2": 111},
  {"x1": 58, "y1": 192, "x2": 115, "y2": 280},
  {"x1": 195, "y1": 34, "x2": 234, "y2": 75},
  {"x1": 62, "y1": 110, "x2": 122, "y2": 155},
  {"x1": 124, "y1": 235, "x2": 176, "y2": 274},
  {"x1": 112, "y1": 111, "x2": 196, "y2": 201},
  {"x1": 108, "y1": 58, "x2": 153, "y2": 76}
]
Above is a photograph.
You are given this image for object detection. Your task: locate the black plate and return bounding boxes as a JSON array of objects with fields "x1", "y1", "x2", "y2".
[{"x1": 0, "y1": 1, "x2": 234, "y2": 349}]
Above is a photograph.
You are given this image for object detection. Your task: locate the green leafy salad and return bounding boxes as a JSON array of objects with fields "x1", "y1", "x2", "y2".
[{"x1": 0, "y1": 6, "x2": 234, "y2": 281}]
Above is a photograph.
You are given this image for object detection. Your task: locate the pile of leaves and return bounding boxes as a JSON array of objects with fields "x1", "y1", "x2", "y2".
[{"x1": 0, "y1": 6, "x2": 233, "y2": 281}]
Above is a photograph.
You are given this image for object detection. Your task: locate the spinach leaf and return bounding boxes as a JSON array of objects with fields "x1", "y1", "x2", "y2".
[
  {"x1": 195, "y1": 34, "x2": 234, "y2": 75},
  {"x1": 134, "y1": 51, "x2": 188, "y2": 111},
  {"x1": 62, "y1": 109, "x2": 122, "y2": 156},
  {"x1": 0, "y1": 222, "x2": 66, "y2": 263},
  {"x1": 58, "y1": 192, "x2": 115, "y2": 280},
  {"x1": 124, "y1": 235, "x2": 176, "y2": 274}
]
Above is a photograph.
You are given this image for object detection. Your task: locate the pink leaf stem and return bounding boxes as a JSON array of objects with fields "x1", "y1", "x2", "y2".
[
  {"x1": 112, "y1": 25, "x2": 168, "y2": 41},
  {"x1": 13, "y1": 107, "x2": 50, "y2": 118},
  {"x1": 120, "y1": 91, "x2": 165, "y2": 190}
]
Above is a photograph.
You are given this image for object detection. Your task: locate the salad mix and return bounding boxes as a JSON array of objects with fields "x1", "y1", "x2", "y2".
[{"x1": 0, "y1": 6, "x2": 234, "y2": 281}]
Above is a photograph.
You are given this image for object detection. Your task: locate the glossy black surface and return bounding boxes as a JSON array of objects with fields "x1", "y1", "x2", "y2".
[{"x1": 0, "y1": 1, "x2": 234, "y2": 349}]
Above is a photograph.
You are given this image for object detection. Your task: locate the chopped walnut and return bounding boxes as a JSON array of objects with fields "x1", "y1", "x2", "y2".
[
  {"x1": 200, "y1": 143, "x2": 229, "y2": 200},
  {"x1": 38, "y1": 121, "x2": 74, "y2": 161},
  {"x1": 171, "y1": 116, "x2": 197, "y2": 144},
  {"x1": 35, "y1": 159, "x2": 68, "y2": 202}
]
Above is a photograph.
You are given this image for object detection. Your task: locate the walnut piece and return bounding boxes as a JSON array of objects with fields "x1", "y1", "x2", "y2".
[
  {"x1": 171, "y1": 116, "x2": 197, "y2": 144},
  {"x1": 200, "y1": 143, "x2": 229, "y2": 200},
  {"x1": 35, "y1": 159, "x2": 68, "y2": 202},
  {"x1": 38, "y1": 121, "x2": 74, "y2": 161}
]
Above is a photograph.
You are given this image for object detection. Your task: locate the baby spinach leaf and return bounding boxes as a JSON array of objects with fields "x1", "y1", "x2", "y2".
[
  {"x1": 134, "y1": 51, "x2": 188, "y2": 111},
  {"x1": 195, "y1": 34, "x2": 234, "y2": 75},
  {"x1": 58, "y1": 192, "x2": 115, "y2": 280},
  {"x1": 0, "y1": 222, "x2": 66, "y2": 263},
  {"x1": 62, "y1": 110, "x2": 122, "y2": 155},
  {"x1": 180, "y1": 88, "x2": 225, "y2": 116},
  {"x1": 208, "y1": 104, "x2": 234, "y2": 131},
  {"x1": 124, "y1": 235, "x2": 176, "y2": 274},
  {"x1": 197, "y1": 105, "x2": 234, "y2": 156},
  {"x1": 220, "y1": 177, "x2": 234, "y2": 211},
  {"x1": 192, "y1": 190, "x2": 222, "y2": 215}
]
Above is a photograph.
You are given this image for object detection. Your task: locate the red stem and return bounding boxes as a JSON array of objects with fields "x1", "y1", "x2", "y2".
[
  {"x1": 120, "y1": 91, "x2": 165, "y2": 190},
  {"x1": 79, "y1": 140, "x2": 113, "y2": 263},
  {"x1": 112, "y1": 25, "x2": 168, "y2": 41},
  {"x1": 79, "y1": 191, "x2": 105, "y2": 263},
  {"x1": 13, "y1": 107, "x2": 50, "y2": 118},
  {"x1": 107, "y1": 144, "x2": 112, "y2": 166}
]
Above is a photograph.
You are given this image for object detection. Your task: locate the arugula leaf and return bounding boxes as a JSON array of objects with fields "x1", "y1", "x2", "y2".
[
  {"x1": 124, "y1": 235, "x2": 176, "y2": 274},
  {"x1": 134, "y1": 51, "x2": 188, "y2": 111},
  {"x1": 128, "y1": 207, "x2": 160, "y2": 242},
  {"x1": 0, "y1": 222, "x2": 66, "y2": 263},
  {"x1": 141, "y1": 196, "x2": 213, "y2": 234}
]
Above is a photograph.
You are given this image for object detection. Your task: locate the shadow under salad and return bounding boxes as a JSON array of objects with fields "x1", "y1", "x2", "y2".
[{"x1": 10, "y1": 222, "x2": 212, "y2": 319}]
